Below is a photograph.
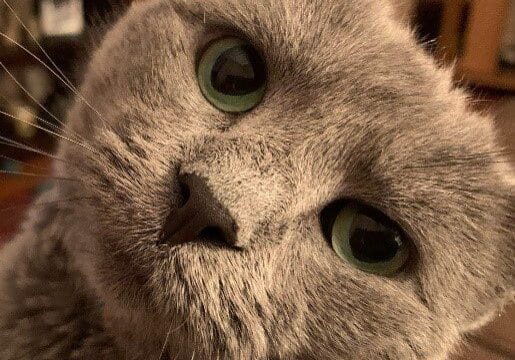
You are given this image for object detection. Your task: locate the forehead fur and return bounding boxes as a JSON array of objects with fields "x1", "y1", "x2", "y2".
[{"x1": 59, "y1": 0, "x2": 514, "y2": 358}]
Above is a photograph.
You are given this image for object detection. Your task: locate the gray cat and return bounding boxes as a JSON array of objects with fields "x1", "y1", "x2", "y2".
[{"x1": 0, "y1": 0, "x2": 513, "y2": 359}]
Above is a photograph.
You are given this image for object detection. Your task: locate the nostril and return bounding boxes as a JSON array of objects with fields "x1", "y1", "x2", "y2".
[
  {"x1": 199, "y1": 226, "x2": 227, "y2": 245},
  {"x1": 159, "y1": 173, "x2": 238, "y2": 247},
  {"x1": 177, "y1": 179, "x2": 191, "y2": 208}
]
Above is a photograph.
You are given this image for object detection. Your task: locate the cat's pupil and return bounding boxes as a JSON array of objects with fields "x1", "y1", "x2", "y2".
[
  {"x1": 349, "y1": 215, "x2": 400, "y2": 263},
  {"x1": 211, "y1": 45, "x2": 266, "y2": 96}
]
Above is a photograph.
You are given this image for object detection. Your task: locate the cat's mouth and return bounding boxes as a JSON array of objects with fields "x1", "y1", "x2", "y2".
[{"x1": 158, "y1": 172, "x2": 238, "y2": 248}]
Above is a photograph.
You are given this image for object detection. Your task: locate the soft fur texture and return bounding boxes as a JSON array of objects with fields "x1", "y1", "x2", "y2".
[{"x1": 0, "y1": 0, "x2": 513, "y2": 359}]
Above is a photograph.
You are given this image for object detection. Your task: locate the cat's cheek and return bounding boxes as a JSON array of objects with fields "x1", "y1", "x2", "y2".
[{"x1": 275, "y1": 216, "x2": 452, "y2": 358}]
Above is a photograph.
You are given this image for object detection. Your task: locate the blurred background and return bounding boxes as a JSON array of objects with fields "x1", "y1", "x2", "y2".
[
  {"x1": 0, "y1": 0, "x2": 513, "y2": 358},
  {"x1": 0, "y1": 0, "x2": 130, "y2": 236}
]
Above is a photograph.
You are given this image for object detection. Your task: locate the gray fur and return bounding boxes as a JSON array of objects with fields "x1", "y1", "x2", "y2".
[{"x1": 0, "y1": 0, "x2": 513, "y2": 359}]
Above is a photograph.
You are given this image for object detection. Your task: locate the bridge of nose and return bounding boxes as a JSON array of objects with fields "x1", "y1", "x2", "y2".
[
  {"x1": 160, "y1": 173, "x2": 238, "y2": 247},
  {"x1": 178, "y1": 136, "x2": 293, "y2": 246}
]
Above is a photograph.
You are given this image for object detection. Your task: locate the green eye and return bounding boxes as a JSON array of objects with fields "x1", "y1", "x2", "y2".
[
  {"x1": 197, "y1": 37, "x2": 266, "y2": 113},
  {"x1": 331, "y1": 205, "x2": 409, "y2": 275}
]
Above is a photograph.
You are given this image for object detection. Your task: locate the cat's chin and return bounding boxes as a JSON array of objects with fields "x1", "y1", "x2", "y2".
[{"x1": 102, "y1": 300, "x2": 194, "y2": 359}]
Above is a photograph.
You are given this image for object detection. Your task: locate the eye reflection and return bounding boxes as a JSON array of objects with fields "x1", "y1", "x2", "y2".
[{"x1": 329, "y1": 204, "x2": 409, "y2": 275}]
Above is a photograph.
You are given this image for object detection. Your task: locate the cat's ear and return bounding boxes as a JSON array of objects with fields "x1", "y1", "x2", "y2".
[{"x1": 387, "y1": 0, "x2": 417, "y2": 25}]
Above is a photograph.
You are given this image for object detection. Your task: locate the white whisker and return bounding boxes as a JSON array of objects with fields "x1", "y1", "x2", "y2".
[
  {"x1": 0, "y1": 61, "x2": 68, "y2": 129},
  {"x1": 0, "y1": 135, "x2": 69, "y2": 164},
  {"x1": 0, "y1": 9, "x2": 110, "y2": 130},
  {"x1": 157, "y1": 321, "x2": 174, "y2": 360},
  {"x1": 0, "y1": 32, "x2": 75, "y2": 90},
  {"x1": 0, "y1": 94, "x2": 84, "y2": 142},
  {"x1": 156, "y1": 317, "x2": 189, "y2": 360},
  {"x1": 0, "y1": 31, "x2": 110, "y2": 129},
  {"x1": 1, "y1": 0, "x2": 75, "y2": 89},
  {"x1": 0, "y1": 110, "x2": 98, "y2": 155}
]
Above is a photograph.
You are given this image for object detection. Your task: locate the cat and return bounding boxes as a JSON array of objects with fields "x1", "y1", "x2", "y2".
[{"x1": 0, "y1": 0, "x2": 513, "y2": 359}]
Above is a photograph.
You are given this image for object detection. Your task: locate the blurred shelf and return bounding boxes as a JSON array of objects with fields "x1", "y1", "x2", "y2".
[
  {"x1": 455, "y1": 62, "x2": 515, "y2": 91},
  {"x1": 0, "y1": 37, "x2": 84, "y2": 68},
  {"x1": 0, "y1": 117, "x2": 55, "y2": 147},
  {"x1": 436, "y1": 0, "x2": 515, "y2": 92}
]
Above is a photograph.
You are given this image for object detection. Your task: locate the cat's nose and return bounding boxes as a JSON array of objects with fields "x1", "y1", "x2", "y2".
[{"x1": 159, "y1": 173, "x2": 238, "y2": 247}]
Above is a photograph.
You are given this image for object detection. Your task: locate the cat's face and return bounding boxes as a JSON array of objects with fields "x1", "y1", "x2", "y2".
[{"x1": 60, "y1": 0, "x2": 514, "y2": 358}]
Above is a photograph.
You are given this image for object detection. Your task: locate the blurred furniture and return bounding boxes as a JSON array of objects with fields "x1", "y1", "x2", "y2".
[
  {"x1": 0, "y1": 156, "x2": 51, "y2": 243},
  {"x1": 0, "y1": 1, "x2": 129, "y2": 242},
  {"x1": 437, "y1": 0, "x2": 515, "y2": 90}
]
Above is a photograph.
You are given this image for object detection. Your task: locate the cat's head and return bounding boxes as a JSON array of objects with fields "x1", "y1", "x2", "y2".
[{"x1": 59, "y1": 0, "x2": 514, "y2": 358}]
